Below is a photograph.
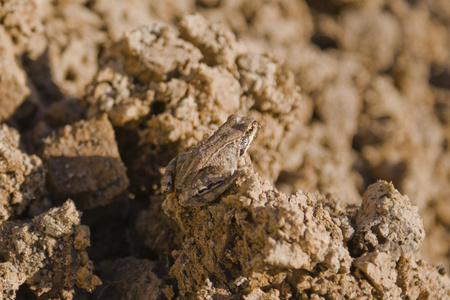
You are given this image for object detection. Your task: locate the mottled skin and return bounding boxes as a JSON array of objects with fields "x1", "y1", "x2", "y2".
[{"x1": 161, "y1": 115, "x2": 259, "y2": 206}]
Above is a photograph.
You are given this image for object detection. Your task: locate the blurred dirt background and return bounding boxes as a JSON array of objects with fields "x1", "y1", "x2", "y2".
[{"x1": 1, "y1": 0, "x2": 450, "y2": 299}]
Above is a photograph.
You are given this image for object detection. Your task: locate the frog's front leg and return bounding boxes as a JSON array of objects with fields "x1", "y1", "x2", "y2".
[
  {"x1": 161, "y1": 152, "x2": 187, "y2": 193},
  {"x1": 161, "y1": 156, "x2": 178, "y2": 193}
]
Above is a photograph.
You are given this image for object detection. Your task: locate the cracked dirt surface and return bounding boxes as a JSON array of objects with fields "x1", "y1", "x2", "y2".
[{"x1": 1, "y1": 0, "x2": 450, "y2": 299}]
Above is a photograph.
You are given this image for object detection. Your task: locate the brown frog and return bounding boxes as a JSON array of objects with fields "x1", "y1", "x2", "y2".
[{"x1": 161, "y1": 115, "x2": 259, "y2": 206}]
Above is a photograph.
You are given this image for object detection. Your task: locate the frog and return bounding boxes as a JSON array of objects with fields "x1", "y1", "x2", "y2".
[{"x1": 161, "y1": 114, "x2": 259, "y2": 207}]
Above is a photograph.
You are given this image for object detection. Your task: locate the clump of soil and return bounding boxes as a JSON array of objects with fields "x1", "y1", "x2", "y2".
[
  {"x1": 1, "y1": 0, "x2": 450, "y2": 299},
  {"x1": 0, "y1": 124, "x2": 44, "y2": 222},
  {"x1": 40, "y1": 115, "x2": 129, "y2": 209},
  {"x1": 0, "y1": 200, "x2": 101, "y2": 299}
]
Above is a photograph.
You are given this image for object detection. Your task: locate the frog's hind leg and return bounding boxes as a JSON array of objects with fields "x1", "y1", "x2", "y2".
[{"x1": 196, "y1": 169, "x2": 243, "y2": 205}]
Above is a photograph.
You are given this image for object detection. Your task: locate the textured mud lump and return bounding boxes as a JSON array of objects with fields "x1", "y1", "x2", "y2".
[
  {"x1": 349, "y1": 181, "x2": 446, "y2": 298},
  {"x1": 110, "y1": 23, "x2": 203, "y2": 82},
  {"x1": 397, "y1": 253, "x2": 450, "y2": 299},
  {"x1": 0, "y1": 27, "x2": 29, "y2": 122},
  {"x1": 0, "y1": 0, "x2": 49, "y2": 58},
  {"x1": 353, "y1": 252, "x2": 402, "y2": 298},
  {"x1": 162, "y1": 170, "x2": 450, "y2": 298},
  {"x1": 44, "y1": 1, "x2": 107, "y2": 97},
  {"x1": 40, "y1": 115, "x2": 129, "y2": 209},
  {"x1": 179, "y1": 14, "x2": 247, "y2": 70},
  {"x1": 163, "y1": 168, "x2": 353, "y2": 298},
  {"x1": 352, "y1": 181, "x2": 425, "y2": 260},
  {"x1": 95, "y1": 257, "x2": 171, "y2": 300},
  {"x1": 0, "y1": 124, "x2": 45, "y2": 223},
  {"x1": 0, "y1": 200, "x2": 101, "y2": 299}
]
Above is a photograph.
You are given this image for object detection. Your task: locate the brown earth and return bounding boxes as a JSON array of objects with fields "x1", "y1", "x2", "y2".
[{"x1": 1, "y1": 0, "x2": 450, "y2": 299}]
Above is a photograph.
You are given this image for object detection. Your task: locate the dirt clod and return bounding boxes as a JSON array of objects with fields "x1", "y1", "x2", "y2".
[
  {"x1": 40, "y1": 115, "x2": 129, "y2": 209},
  {"x1": 0, "y1": 200, "x2": 101, "y2": 299},
  {"x1": 0, "y1": 125, "x2": 45, "y2": 223}
]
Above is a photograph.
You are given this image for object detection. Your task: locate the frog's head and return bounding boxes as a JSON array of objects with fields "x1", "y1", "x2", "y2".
[{"x1": 234, "y1": 116, "x2": 259, "y2": 157}]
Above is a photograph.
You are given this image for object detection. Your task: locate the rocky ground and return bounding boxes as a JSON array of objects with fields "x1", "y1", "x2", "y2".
[{"x1": 0, "y1": 0, "x2": 450, "y2": 299}]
